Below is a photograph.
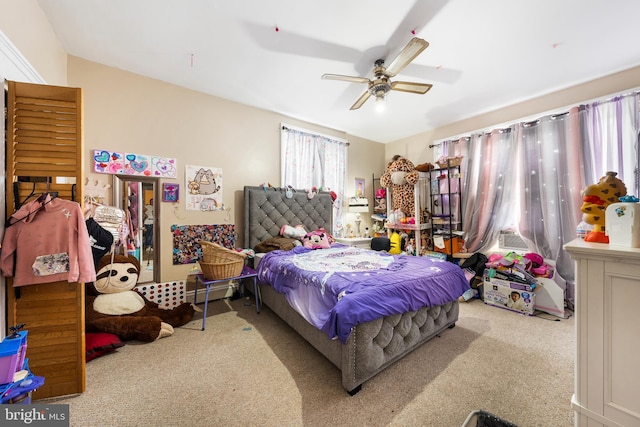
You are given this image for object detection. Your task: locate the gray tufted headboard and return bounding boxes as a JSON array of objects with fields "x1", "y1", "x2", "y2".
[{"x1": 243, "y1": 186, "x2": 334, "y2": 249}]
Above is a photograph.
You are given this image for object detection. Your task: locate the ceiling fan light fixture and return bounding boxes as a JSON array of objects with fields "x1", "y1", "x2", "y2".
[
  {"x1": 375, "y1": 94, "x2": 386, "y2": 113},
  {"x1": 322, "y1": 37, "x2": 431, "y2": 111}
]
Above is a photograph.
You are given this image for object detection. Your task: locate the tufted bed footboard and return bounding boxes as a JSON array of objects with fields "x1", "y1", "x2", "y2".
[{"x1": 258, "y1": 283, "x2": 459, "y2": 395}]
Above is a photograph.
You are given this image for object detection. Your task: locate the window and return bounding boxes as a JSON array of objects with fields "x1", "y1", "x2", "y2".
[
  {"x1": 280, "y1": 124, "x2": 347, "y2": 234},
  {"x1": 438, "y1": 92, "x2": 639, "y2": 309}
]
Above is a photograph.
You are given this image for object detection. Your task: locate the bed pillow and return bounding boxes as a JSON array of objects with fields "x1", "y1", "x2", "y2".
[
  {"x1": 254, "y1": 236, "x2": 300, "y2": 253},
  {"x1": 86, "y1": 332, "x2": 124, "y2": 362},
  {"x1": 280, "y1": 224, "x2": 307, "y2": 240},
  {"x1": 302, "y1": 230, "x2": 331, "y2": 249}
]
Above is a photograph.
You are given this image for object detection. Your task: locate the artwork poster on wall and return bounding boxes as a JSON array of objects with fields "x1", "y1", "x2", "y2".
[
  {"x1": 162, "y1": 183, "x2": 179, "y2": 203},
  {"x1": 185, "y1": 165, "x2": 223, "y2": 211},
  {"x1": 171, "y1": 224, "x2": 236, "y2": 265},
  {"x1": 93, "y1": 149, "x2": 177, "y2": 178}
]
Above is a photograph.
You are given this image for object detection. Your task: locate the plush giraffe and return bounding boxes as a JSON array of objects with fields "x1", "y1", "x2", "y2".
[{"x1": 380, "y1": 155, "x2": 420, "y2": 219}]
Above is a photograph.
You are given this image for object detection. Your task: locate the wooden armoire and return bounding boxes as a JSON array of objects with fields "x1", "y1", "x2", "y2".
[{"x1": 5, "y1": 80, "x2": 85, "y2": 399}]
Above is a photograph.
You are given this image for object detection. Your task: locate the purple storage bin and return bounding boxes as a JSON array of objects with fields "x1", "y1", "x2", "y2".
[{"x1": 0, "y1": 331, "x2": 27, "y2": 385}]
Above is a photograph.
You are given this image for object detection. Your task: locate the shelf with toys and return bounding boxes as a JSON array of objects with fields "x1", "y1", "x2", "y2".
[
  {"x1": 371, "y1": 173, "x2": 387, "y2": 237},
  {"x1": 382, "y1": 167, "x2": 432, "y2": 255},
  {"x1": 428, "y1": 157, "x2": 464, "y2": 258}
]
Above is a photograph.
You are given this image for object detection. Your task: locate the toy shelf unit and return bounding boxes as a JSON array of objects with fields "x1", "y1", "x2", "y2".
[
  {"x1": 429, "y1": 160, "x2": 464, "y2": 258},
  {"x1": 385, "y1": 172, "x2": 432, "y2": 256},
  {"x1": 371, "y1": 174, "x2": 387, "y2": 237}
]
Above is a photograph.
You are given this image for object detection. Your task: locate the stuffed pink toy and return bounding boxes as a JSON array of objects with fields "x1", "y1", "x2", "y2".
[{"x1": 302, "y1": 230, "x2": 331, "y2": 249}]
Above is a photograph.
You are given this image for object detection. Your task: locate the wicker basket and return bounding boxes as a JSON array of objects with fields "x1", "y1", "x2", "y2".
[
  {"x1": 199, "y1": 241, "x2": 246, "y2": 280},
  {"x1": 436, "y1": 156, "x2": 463, "y2": 169}
]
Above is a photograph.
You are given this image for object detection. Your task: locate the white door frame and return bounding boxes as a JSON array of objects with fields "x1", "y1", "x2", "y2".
[{"x1": 0, "y1": 29, "x2": 45, "y2": 338}]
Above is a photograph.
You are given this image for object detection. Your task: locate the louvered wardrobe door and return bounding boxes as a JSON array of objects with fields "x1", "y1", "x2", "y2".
[{"x1": 5, "y1": 80, "x2": 85, "y2": 399}]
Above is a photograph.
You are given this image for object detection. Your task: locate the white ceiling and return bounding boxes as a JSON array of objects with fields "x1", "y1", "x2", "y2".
[{"x1": 36, "y1": 0, "x2": 640, "y2": 143}]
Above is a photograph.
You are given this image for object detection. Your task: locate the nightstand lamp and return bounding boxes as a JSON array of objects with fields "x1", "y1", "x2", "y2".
[{"x1": 349, "y1": 197, "x2": 369, "y2": 238}]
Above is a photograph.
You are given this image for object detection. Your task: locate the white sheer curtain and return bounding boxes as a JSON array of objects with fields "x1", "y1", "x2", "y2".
[
  {"x1": 580, "y1": 93, "x2": 639, "y2": 193},
  {"x1": 458, "y1": 128, "x2": 519, "y2": 252},
  {"x1": 280, "y1": 125, "x2": 347, "y2": 233},
  {"x1": 517, "y1": 110, "x2": 585, "y2": 304},
  {"x1": 441, "y1": 92, "x2": 638, "y2": 308}
]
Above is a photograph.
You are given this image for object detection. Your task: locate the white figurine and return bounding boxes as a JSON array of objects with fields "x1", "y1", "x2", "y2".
[{"x1": 346, "y1": 223, "x2": 355, "y2": 238}]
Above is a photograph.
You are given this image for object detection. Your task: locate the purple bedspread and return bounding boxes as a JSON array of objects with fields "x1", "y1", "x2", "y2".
[{"x1": 257, "y1": 245, "x2": 469, "y2": 343}]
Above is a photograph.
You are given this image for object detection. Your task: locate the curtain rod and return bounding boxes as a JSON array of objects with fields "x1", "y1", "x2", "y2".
[
  {"x1": 429, "y1": 136, "x2": 471, "y2": 148},
  {"x1": 428, "y1": 89, "x2": 640, "y2": 148},
  {"x1": 281, "y1": 123, "x2": 349, "y2": 146}
]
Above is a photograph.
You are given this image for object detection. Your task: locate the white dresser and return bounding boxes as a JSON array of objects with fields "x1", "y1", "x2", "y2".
[{"x1": 564, "y1": 239, "x2": 640, "y2": 427}]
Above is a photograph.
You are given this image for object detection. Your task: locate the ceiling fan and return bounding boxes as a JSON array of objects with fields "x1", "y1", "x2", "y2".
[{"x1": 322, "y1": 37, "x2": 433, "y2": 111}]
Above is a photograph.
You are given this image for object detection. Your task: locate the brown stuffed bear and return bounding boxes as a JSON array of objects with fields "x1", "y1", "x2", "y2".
[
  {"x1": 380, "y1": 155, "x2": 420, "y2": 217},
  {"x1": 85, "y1": 254, "x2": 195, "y2": 342},
  {"x1": 415, "y1": 162, "x2": 434, "y2": 172}
]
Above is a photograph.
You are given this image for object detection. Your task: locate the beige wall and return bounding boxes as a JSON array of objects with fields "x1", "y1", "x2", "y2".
[
  {"x1": 68, "y1": 56, "x2": 385, "y2": 282},
  {"x1": 0, "y1": 0, "x2": 67, "y2": 86},
  {"x1": 386, "y1": 65, "x2": 640, "y2": 164}
]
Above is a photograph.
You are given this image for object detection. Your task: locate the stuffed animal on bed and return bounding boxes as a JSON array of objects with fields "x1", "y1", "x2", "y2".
[
  {"x1": 380, "y1": 155, "x2": 420, "y2": 218},
  {"x1": 280, "y1": 224, "x2": 307, "y2": 240},
  {"x1": 85, "y1": 254, "x2": 196, "y2": 342},
  {"x1": 302, "y1": 229, "x2": 331, "y2": 249}
]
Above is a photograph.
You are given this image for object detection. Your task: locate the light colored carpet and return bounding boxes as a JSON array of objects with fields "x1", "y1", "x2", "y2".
[{"x1": 46, "y1": 297, "x2": 574, "y2": 427}]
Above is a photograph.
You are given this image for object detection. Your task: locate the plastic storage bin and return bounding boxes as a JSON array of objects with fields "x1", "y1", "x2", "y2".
[
  {"x1": 0, "y1": 361, "x2": 45, "y2": 405},
  {"x1": 0, "y1": 331, "x2": 27, "y2": 385}
]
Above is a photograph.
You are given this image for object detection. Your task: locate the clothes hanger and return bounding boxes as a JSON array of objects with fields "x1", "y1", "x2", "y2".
[
  {"x1": 14, "y1": 182, "x2": 36, "y2": 210},
  {"x1": 6, "y1": 190, "x2": 57, "y2": 228},
  {"x1": 35, "y1": 182, "x2": 50, "y2": 203},
  {"x1": 84, "y1": 195, "x2": 100, "y2": 219}
]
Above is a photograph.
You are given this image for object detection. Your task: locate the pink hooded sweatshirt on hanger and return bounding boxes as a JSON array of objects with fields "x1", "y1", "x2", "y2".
[{"x1": 0, "y1": 194, "x2": 97, "y2": 287}]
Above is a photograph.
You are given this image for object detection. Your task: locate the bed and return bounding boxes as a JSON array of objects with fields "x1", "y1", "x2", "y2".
[{"x1": 243, "y1": 185, "x2": 469, "y2": 394}]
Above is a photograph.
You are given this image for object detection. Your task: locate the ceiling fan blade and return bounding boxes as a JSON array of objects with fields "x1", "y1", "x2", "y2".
[
  {"x1": 384, "y1": 38, "x2": 429, "y2": 77},
  {"x1": 322, "y1": 74, "x2": 370, "y2": 84},
  {"x1": 391, "y1": 81, "x2": 433, "y2": 94},
  {"x1": 350, "y1": 91, "x2": 371, "y2": 110}
]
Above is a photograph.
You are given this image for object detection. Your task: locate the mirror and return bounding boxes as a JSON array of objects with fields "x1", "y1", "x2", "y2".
[{"x1": 113, "y1": 175, "x2": 158, "y2": 283}]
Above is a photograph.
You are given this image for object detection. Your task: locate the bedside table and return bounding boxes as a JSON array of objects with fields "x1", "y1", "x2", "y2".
[{"x1": 334, "y1": 237, "x2": 372, "y2": 249}]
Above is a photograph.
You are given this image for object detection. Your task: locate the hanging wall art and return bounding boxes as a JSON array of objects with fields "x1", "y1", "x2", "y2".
[
  {"x1": 123, "y1": 153, "x2": 152, "y2": 176},
  {"x1": 93, "y1": 149, "x2": 177, "y2": 178},
  {"x1": 171, "y1": 224, "x2": 235, "y2": 264},
  {"x1": 162, "y1": 183, "x2": 179, "y2": 203},
  {"x1": 152, "y1": 157, "x2": 177, "y2": 178},
  {"x1": 93, "y1": 150, "x2": 124, "y2": 174},
  {"x1": 185, "y1": 165, "x2": 223, "y2": 211}
]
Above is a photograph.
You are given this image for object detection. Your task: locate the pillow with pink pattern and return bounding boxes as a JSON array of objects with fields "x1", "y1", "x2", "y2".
[{"x1": 302, "y1": 229, "x2": 331, "y2": 249}]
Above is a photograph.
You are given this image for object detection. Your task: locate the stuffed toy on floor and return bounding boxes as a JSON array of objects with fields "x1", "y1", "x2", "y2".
[{"x1": 85, "y1": 254, "x2": 196, "y2": 342}]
